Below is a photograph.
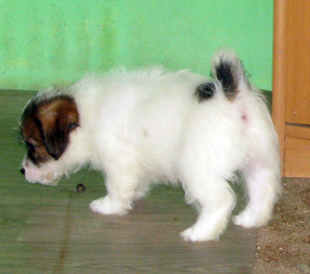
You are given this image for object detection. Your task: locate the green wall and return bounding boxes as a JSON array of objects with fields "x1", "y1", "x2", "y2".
[{"x1": 0, "y1": 0, "x2": 273, "y2": 91}]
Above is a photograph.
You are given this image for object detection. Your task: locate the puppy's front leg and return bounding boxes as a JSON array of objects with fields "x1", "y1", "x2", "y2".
[{"x1": 90, "y1": 165, "x2": 142, "y2": 215}]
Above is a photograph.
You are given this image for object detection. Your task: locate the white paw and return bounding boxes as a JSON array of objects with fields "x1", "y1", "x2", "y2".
[
  {"x1": 233, "y1": 207, "x2": 271, "y2": 228},
  {"x1": 180, "y1": 226, "x2": 220, "y2": 242},
  {"x1": 89, "y1": 196, "x2": 129, "y2": 215}
]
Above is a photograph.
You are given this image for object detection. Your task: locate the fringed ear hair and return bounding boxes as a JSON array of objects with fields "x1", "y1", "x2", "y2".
[
  {"x1": 37, "y1": 96, "x2": 79, "y2": 160},
  {"x1": 212, "y1": 50, "x2": 247, "y2": 101}
]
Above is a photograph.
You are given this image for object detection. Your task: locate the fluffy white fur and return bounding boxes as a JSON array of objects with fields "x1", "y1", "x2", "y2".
[{"x1": 21, "y1": 51, "x2": 281, "y2": 241}]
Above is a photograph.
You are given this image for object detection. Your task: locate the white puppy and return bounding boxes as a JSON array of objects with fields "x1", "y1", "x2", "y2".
[{"x1": 20, "y1": 50, "x2": 281, "y2": 241}]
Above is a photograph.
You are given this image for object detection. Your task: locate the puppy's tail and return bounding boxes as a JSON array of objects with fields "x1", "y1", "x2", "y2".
[{"x1": 211, "y1": 49, "x2": 250, "y2": 101}]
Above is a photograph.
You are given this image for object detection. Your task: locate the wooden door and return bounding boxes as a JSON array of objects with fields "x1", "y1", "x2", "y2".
[{"x1": 273, "y1": 0, "x2": 310, "y2": 177}]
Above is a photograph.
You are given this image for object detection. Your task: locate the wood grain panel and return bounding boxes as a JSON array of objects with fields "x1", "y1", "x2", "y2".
[
  {"x1": 272, "y1": 0, "x2": 288, "y2": 172},
  {"x1": 286, "y1": 124, "x2": 310, "y2": 140},
  {"x1": 285, "y1": 136, "x2": 310, "y2": 177},
  {"x1": 273, "y1": 0, "x2": 310, "y2": 177},
  {"x1": 285, "y1": 0, "x2": 310, "y2": 124}
]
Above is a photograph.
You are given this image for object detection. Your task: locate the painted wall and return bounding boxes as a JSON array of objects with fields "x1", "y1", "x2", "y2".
[{"x1": 0, "y1": 0, "x2": 273, "y2": 91}]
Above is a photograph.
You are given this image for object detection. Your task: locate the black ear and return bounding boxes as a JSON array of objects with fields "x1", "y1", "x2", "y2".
[
  {"x1": 215, "y1": 60, "x2": 238, "y2": 98},
  {"x1": 38, "y1": 96, "x2": 79, "y2": 160},
  {"x1": 212, "y1": 50, "x2": 247, "y2": 101}
]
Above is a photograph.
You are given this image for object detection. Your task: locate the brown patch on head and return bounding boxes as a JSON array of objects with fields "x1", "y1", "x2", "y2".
[{"x1": 21, "y1": 95, "x2": 79, "y2": 164}]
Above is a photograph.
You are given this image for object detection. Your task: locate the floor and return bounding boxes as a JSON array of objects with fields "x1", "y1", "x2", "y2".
[
  {"x1": 0, "y1": 90, "x2": 258, "y2": 273},
  {"x1": 254, "y1": 178, "x2": 310, "y2": 274}
]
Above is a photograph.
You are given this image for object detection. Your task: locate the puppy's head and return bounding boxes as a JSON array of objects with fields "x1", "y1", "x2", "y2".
[{"x1": 20, "y1": 94, "x2": 79, "y2": 185}]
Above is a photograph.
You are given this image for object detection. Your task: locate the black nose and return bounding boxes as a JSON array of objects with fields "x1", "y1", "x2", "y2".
[{"x1": 20, "y1": 167, "x2": 25, "y2": 175}]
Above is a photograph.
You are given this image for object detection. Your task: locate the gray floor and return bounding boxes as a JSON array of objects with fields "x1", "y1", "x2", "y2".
[{"x1": 0, "y1": 90, "x2": 258, "y2": 273}]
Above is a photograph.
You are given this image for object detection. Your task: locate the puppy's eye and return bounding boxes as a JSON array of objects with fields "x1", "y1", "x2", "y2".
[{"x1": 26, "y1": 141, "x2": 36, "y2": 153}]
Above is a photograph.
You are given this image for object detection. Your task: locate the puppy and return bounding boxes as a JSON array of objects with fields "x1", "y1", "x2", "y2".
[{"x1": 20, "y1": 50, "x2": 281, "y2": 241}]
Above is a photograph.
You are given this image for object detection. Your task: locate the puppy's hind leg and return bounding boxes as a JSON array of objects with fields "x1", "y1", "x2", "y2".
[
  {"x1": 233, "y1": 129, "x2": 281, "y2": 228},
  {"x1": 233, "y1": 97, "x2": 281, "y2": 228},
  {"x1": 233, "y1": 162, "x2": 281, "y2": 228},
  {"x1": 180, "y1": 176, "x2": 236, "y2": 242}
]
